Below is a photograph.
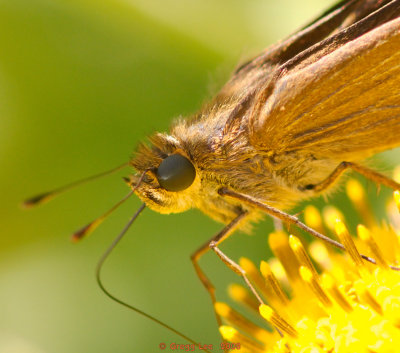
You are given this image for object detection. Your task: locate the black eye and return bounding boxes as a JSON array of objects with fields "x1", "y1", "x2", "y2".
[{"x1": 156, "y1": 154, "x2": 196, "y2": 192}]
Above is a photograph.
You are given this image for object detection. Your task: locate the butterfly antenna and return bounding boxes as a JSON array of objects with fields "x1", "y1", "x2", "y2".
[
  {"x1": 70, "y1": 169, "x2": 149, "y2": 241},
  {"x1": 71, "y1": 190, "x2": 133, "y2": 242},
  {"x1": 22, "y1": 162, "x2": 129, "y2": 208}
]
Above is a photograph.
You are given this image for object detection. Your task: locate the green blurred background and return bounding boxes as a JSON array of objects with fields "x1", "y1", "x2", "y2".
[{"x1": 1, "y1": 0, "x2": 399, "y2": 352}]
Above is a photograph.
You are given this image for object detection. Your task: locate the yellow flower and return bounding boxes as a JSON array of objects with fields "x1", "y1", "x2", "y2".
[{"x1": 217, "y1": 178, "x2": 400, "y2": 353}]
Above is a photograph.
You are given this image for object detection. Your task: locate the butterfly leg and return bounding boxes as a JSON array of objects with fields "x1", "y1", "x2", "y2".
[
  {"x1": 306, "y1": 162, "x2": 400, "y2": 193},
  {"x1": 218, "y1": 187, "x2": 400, "y2": 271},
  {"x1": 190, "y1": 211, "x2": 264, "y2": 332}
]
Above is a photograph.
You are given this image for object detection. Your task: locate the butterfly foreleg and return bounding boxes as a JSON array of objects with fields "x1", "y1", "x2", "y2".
[{"x1": 190, "y1": 212, "x2": 264, "y2": 332}]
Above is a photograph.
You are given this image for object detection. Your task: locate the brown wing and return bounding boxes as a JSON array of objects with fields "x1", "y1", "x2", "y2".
[
  {"x1": 218, "y1": 0, "x2": 395, "y2": 100},
  {"x1": 249, "y1": 0, "x2": 400, "y2": 161}
]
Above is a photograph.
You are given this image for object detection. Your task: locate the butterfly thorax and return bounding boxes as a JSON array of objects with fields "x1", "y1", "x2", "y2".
[{"x1": 129, "y1": 90, "x2": 320, "y2": 227}]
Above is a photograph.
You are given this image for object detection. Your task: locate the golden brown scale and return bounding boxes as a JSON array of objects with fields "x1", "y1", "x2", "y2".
[{"x1": 130, "y1": 0, "x2": 400, "y2": 229}]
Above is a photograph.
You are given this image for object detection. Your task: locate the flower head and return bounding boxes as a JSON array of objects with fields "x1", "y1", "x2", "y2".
[{"x1": 217, "y1": 178, "x2": 400, "y2": 353}]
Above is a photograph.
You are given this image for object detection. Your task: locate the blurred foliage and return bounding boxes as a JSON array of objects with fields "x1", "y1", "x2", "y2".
[{"x1": 0, "y1": 0, "x2": 398, "y2": 352}]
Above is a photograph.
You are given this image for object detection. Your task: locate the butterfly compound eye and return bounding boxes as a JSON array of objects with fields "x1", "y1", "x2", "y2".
[{"x1": 156, "y1": 154, "x2": 196, "y2": 192}]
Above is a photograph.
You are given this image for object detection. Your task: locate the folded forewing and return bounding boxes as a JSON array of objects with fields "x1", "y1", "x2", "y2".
[{"x1": 250, "y1": 16, "x2": 400, "y2": 161}]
